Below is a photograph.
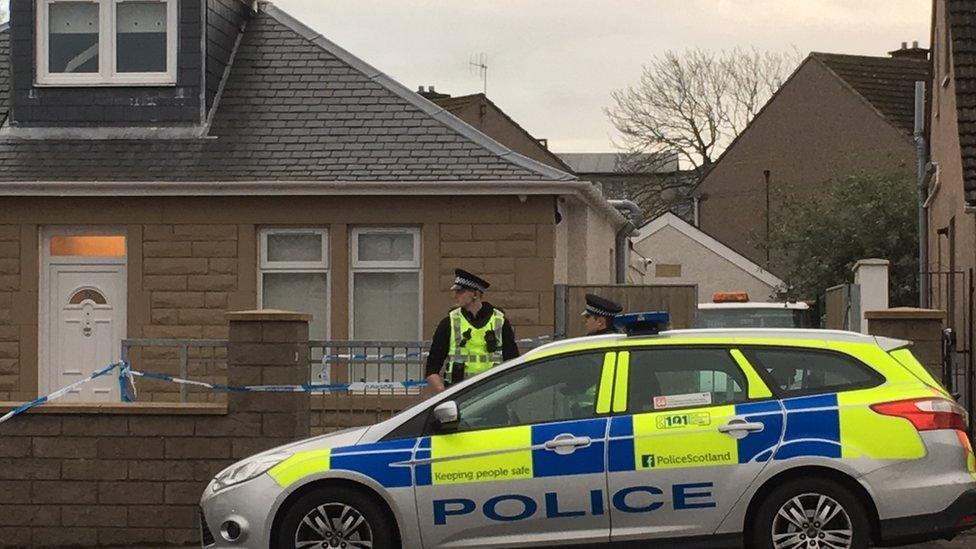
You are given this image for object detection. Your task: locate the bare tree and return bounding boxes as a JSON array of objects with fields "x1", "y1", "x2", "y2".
[{"x1": 605, "y1": 48, "x2": 800, "y2": 217}]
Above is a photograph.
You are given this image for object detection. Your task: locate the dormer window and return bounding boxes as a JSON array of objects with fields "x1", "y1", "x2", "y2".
[{"x1": 36, "y1": 0, "x2": 177, "y2": 86}]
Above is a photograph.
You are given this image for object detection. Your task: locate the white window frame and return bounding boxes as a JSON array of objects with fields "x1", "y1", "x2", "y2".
[
  {"x1": 36, "y1": 0, "x2": 178, "y2": 86},
  {"x1": 349, "y1": 227, "x2": 422, "y2": 339},
  {"x1": 257, "y1": 228, "x2": 330, "y2": 338},
  {"x1": 259, "y1": 228, "x2": 329, "y2": 271}
]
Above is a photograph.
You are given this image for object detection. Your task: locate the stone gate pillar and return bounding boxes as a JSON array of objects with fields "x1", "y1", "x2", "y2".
[{"x1": 226, "y1": 309, "x2": 311, "y2": 455}]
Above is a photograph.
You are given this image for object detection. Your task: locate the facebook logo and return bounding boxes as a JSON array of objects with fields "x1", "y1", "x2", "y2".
[{"x1": 641, "y1": 454, "x2": 656, "y2": 468}]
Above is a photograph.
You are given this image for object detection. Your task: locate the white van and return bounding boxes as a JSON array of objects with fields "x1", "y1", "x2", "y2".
[{"x1": 697, "y1": 292, "x2": 814, "y2": 329}]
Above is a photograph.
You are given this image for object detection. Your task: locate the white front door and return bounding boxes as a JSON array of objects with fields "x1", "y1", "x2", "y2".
[{"x1": 41, "y1": 233, "x2": 127, "y2": 402}]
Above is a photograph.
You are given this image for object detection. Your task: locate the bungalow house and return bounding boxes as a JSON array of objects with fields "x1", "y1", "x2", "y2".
[
  {"x1": 0, "y1": 0, "x2": 623, "y2": 403},
  {"x1": 696, "y1": 46, "x2": 929, "y2": 276}
]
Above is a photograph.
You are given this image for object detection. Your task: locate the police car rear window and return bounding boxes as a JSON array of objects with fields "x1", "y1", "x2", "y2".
[{"x1": 744, "y1": 348, "x2": 883, "y2": 397}]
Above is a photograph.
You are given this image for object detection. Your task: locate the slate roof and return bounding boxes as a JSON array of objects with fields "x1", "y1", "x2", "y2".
[
  {"x1": 948, "y1": 0, "x2": 976, "y2": 197},
  {"x1": 811, "y1": 52, "x2": 930, "y2": 137},
  {"x1": 0, "y1": 5, "x2": 573, "y2": 183}
]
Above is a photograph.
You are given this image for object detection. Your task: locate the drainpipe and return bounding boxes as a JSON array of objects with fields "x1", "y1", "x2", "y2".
[
  {"x1": 915, "y1": 81, "x2": 929, "y2": 308},
  {"x1": 608, "y1": 199, "x2": 643, "y2": 284}
]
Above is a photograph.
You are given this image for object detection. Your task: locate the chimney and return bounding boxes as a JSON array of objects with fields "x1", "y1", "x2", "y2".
[
  {"x1": 889, "y1": 40, "x2": 929, "y2": 61},
  {"x1": 417, "y1": 85, "x2": 451, "y2": 101}
]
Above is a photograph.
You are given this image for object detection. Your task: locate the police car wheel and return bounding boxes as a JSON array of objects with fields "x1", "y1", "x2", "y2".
[
  {"x1": 276, "y1": 486, "x2": 397, "y2": 549},
  {"x1": 751, "y1": 478, "x2": 869, "y2": 549}
]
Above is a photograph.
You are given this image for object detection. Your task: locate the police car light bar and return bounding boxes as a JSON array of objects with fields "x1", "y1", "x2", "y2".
[{"x1": 614, "y1": 311, "x2": 670, "y2": 336}]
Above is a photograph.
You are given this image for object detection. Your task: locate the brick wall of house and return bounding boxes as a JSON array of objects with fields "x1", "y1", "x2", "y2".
[
  {"x1": 437, "y1": 221, "x2": 555, "y2": 338},
  {"x1": 0, "y1": 225, "x2": 19, "y2": 402},
  {"x1": 132, "y1": 225, "x2": 241, "y2": 403}
]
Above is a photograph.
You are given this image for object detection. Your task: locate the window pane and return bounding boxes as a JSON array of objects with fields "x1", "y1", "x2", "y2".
[
  {"x1": 50, "y1": 236, "x2": 126, "y2": 257},
  {"x1": 49, "y1": 2, "x2": 99, "y2": 73},
  {"x1": 748, "y1": 349, "x2": 882, "y2": 395},
  {"x1": 262, "y1": 273, "x2": 328, "y2": 340},
  {"x1": 116, "y1": 1, "x2": 167, "y2": 73},
  {"x1": 352, "y1": 272, "x2": 419, "y2": 340},
  {"x1": 357, "y1": 232, "x2": 415, "y2": 262},
  {"x1": 451, "y1": 353, "x2": 605, "y2": 432},
  {"x1": 627, "y1": 349, "x2": 748, "y2": 413},
  {"x1": 267, "y1": 233, "x2": 323, "y2": 263}
]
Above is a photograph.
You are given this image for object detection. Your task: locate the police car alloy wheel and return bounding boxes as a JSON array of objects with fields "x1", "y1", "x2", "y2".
[
  {"x1": 275, "y1": 486, "x2": 397, "y2": 549},
  {"x1": 752, "y1": 478, "x2": 868, "y2": 549}
]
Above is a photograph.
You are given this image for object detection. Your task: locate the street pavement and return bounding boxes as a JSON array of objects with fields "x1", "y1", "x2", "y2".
[{"x1": 893, "y1": 530, "x2": 976, "y2": 548}]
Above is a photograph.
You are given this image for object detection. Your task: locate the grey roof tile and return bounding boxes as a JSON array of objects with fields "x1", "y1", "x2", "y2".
[
  {"x1": 0, "y1": 6, "x2": 573, "y2": 183},
  {"x1": 811, "y1": 52, "x2": 929, "y2": 137}
]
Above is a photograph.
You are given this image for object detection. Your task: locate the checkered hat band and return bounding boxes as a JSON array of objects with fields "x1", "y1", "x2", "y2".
[
  {"x1": 454, "y1": 276, "x2": 485, "y2": 292},
  {"x1": 586, "y1": 304, "x2": 616, "y2": 317}
]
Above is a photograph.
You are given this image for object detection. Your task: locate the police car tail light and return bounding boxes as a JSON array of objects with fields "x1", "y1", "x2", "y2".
[{"x1": 871, "y1": 398, "x2": 968, "y2": 432}]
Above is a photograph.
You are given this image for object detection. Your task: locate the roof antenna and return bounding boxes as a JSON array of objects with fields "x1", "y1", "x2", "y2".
[{"x1": 469, "y1": 53, "x2": 488, "y2": 95}]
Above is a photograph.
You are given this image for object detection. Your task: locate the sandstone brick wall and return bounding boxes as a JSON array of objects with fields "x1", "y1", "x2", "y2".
[
  {"x1": 0, "y1": 311, "x2": 311, "y2": 548},
  {"x1": 437, "y1": 222, "x2": 555, "y2": 338},
  {"x1": 133, "y1": 225, "x2": 240, "y2": 402},
  {"x1": 142, "y1": 225, "x2": 239, "y2": 341},
  {"x1": 309, "y1": 395, "x2": 420, "y2": 436},
  {"x1": 0, "y1": 225, "x2": 19, "y2": 401},
  {"x1": 0, "y1": 409, "x2": 248, "y2": 547}
]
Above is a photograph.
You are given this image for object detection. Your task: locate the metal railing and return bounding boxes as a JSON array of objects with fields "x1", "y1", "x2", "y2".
[
  {"x1": 121, "y1": 337, "x2": 552, "y2": 409},
  {"x1": 309, "y1": 340, "x2": 427, "y2": 389},
  {"x1": 121, "y1": 339, "x2": 228, "y2": 403}
]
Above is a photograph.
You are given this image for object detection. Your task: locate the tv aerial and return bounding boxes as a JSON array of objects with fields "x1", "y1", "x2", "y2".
[{"x1": 469, "y1": 53, "x2": 488, "y2": 94}]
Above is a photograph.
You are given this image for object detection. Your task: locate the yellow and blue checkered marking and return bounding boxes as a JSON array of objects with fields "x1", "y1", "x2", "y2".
[{"x1": 272, "y1": 390, "x2": 926, "y2": 490}]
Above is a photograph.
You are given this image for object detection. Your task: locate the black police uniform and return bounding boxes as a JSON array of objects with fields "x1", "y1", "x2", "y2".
[{"x1": 424, "y1": 269, "x2": 519, "y2": 385}]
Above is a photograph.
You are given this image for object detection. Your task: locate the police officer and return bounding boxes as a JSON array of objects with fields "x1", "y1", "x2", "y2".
[
  {"x1": 424, "y1": 269, "x2": 519, "y2": 392},
  {"x1": 582, "y1": 293, "x2": 623, "y2": 335}
]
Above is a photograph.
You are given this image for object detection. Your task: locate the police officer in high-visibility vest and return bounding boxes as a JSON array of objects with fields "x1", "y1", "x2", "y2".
[
  {"x1": 582, "y1": 293, "x2": 623, "y2": 335},
  {"x1": 424, "y1": 269, "x2": 519, "y2": 392}
]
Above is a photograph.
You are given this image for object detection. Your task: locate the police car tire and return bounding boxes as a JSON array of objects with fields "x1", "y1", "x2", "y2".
[
  {"x1": 750, "y1": 477, "x2": 869, "y2": 549},
  {"x1": 275, "y1": 485, "x2": 398, "y2": 549}
]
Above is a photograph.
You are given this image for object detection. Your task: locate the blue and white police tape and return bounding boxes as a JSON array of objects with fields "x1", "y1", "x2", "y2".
[
  {"x1": 0, "y1": 361, "x2": 125, "y2": 425},
  {"x1": 127, "y1": 369, "x2": 427, "y2": 394},
  {"x1": 1, "y1": 362, "x2": 427, "y2": 425},
  {"x1": 319, "y1": 334, "x2": 560, "y2": 363}
]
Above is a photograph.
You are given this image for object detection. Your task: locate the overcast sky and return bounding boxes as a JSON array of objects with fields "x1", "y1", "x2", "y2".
[
  {"x1": 272, "y1": 0, "x2": 930, "y2": 153},
  {"x1": 6, "y1": 1, "x2": 929, "y2": 152}
]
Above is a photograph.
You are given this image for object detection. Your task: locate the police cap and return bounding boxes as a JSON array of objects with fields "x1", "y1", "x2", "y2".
[
  {"x1": 451, "y1": 269, "x2": 490, "y2": 293},
  {"x1": 582, "y1": 294, "x2": 623, "y2": 318}
]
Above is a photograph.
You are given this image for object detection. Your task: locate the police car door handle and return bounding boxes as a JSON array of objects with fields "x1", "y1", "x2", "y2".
[
  {"x1": 544, "y1": 434, "x2": 591, "y2": 454},
  {"x1": 718, "y1": 420, "x2": 764, "y2": 434}
]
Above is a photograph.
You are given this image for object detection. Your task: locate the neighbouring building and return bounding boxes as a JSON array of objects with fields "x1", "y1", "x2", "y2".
[
  {"x1": 558, "y1": 152, "x2": 695, "y2": 222},
  {"x1": 631, "y1": 212, "x2": 784, "y2": 300},
  {"x1": 696, "y1": 46, "x2": 929, "y2": 276},
  {"x1": 925, "y1": 0, "x2": 975, "y2": 346},
  {"x1": 0, "y1": 0, "x2": 623, "y2": 403}
]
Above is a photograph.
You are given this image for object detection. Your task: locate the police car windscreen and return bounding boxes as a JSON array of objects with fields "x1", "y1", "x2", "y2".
[{"x1": 696, "y1": 308, "x2": 811, "y2": 329}]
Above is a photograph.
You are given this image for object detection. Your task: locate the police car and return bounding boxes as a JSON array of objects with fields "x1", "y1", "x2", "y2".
[{"x1": 199, "y1": 313, "x2": 976, "y2": 548}]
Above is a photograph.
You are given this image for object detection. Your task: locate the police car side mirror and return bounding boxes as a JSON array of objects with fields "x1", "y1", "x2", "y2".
[{"x1": 433, "y1": 401, "x2": 459, "y2": 428}]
